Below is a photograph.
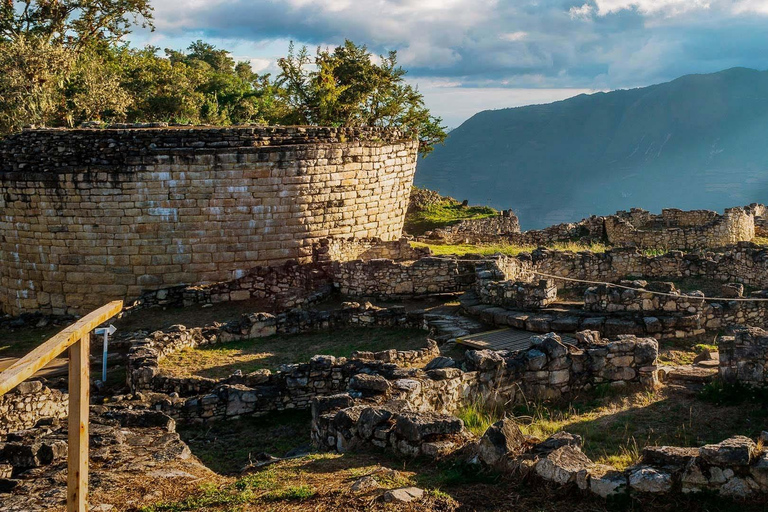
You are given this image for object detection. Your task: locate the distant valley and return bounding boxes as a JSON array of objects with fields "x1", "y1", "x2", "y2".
[{"x1": 416, "y1": 68, "x2": 768, "y2": 230}]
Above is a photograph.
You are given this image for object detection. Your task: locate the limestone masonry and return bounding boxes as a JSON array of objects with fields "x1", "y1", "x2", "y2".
[{"x1": 0, "y1": 126, "x2": 418, "y2": 315}]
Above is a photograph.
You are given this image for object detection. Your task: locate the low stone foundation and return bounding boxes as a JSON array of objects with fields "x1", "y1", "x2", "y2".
[
  {"x1": 477, "y1": 278, "x2": 558, "y2": 310},
  {"x1": 584, "y1": 281, "x2": 706, "y2": 315},
  {"x1": 313, "y1": 331, "x2": 658, "y2": 454},
  {"x1": 605, "y1": 207, "x2": 757, "y2": 250},
  {"x1": 127, "y1": 302, "x2": 437, "y2": 396},
  {"x1": 0, "y1": 381, "x2": 68, "y2": 436},
  {"x1": 719, "y1": 326, "x2": 768, "y2": 386}
]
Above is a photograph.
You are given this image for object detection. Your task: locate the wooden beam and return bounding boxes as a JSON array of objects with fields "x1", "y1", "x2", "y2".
[
  {"x1": 67, "y1": 335, "x2": 90, "y2": 512},
  {"x1": 0, "y1": 301, "x2": 122, "y2": 395}
]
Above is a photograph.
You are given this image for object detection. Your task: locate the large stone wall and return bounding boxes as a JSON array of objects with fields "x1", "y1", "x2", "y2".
[
  {"x1": 0, "y1": 126, "x2": 418, "y2": 315},
  {"x1": 333, "y1": 257, "x2": 478, "y2": 298}
]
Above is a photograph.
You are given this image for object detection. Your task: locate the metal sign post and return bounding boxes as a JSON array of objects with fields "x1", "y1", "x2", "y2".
[{"x1": 93, "y1": 324, "x2": 117, "y2": 382}]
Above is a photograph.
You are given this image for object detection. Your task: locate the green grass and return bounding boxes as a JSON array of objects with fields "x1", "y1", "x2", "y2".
[
  {"x1": 404, "y1": 201, "x2": 497, "y2": 235},
  {"x1": 412, "y1": 240, "x2": 608, "y2": 257},
  {"x1": 160, "y1": 326, "x2": 430, "y2": 379},
  {"x1": 455, "y1": 400, "x2": 506, "y2": 437},
  {"x1": 140, "y1": 466, "x2": 316, "y2": 511}
]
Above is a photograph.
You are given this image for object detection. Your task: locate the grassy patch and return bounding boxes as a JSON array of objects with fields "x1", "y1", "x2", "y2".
[
  {"x1": 412, "y1": 241, "x2": 608, "y2": 258},
  {"x1": 657, "y1": 336, "x2": 720, "y2": 366},
  {"x1": 160, "y1": 326, "x2": 430, "y2": 378},
  {"x1": 753, "y1": 236, "x2": 768, "y2": 246},
  {"x1": 513, "y1": 387, "x2": 768, "y2": 470},
  {"x1": 404, "y1": 202, "x2": 497, "y2": 236},
  {"x1": 455, "y1": 400, "x2": 505, "y2": 437},
  {"x1": 139, "y1": 448, "x2": 768, "y2": 512},
  {"x1": 178, "y1": 410, "x2": 312, "y2": 474}
]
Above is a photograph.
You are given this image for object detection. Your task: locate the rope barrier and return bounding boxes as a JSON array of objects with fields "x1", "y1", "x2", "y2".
[{"x1": 529, "y1": 270, "x2": 768, "y2": 303}]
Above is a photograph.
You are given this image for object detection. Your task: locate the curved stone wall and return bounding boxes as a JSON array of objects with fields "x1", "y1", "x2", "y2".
[{"x1": 0, "y1": 126, "x2": 418, "y2": 315}]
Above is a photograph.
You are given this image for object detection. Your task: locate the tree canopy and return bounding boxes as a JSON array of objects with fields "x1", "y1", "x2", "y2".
[{"x1": 0, "y1": 1, "x2": 446, "y2": 155}]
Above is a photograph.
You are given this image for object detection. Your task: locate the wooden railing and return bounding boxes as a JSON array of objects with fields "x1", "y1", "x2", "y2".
[{"x1": 0, "y1": 301, "x2": 123, "y2": 512}]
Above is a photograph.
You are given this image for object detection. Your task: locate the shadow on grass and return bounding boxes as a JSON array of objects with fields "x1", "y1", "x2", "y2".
[
  {"x1": 163, "y1": 327, "x2": 431, "y2": 378},
  {"x1": 178, "y1": 410, "x2": 312, "y2": 474},
  {"x1": 514, "y1": 386, "x2": 768, "y2": 469}
]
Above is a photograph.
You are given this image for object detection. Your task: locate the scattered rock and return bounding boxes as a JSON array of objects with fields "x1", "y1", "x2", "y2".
[
  {"x1": 641, "y1": 446, "x2": 699, "y2": 468},
  {"x1": 535, "y1": 445, "x2": 593, "y2": 485},
  {"x1": 383, "y1": 486, "x2": 424, "y2": 503},
  {"x1": 533, "y1": 432, "x2": 583, "y2": 456},
  {"x1": 349, "y1": 374, "x2": 390, "y2": 394},
  {"x1": 478, "y1": 418, "x2": 525, "y2": 466},
  {"x1": 351, "y1": 475, "x2": 379, "y2": 492},
  {"x1": 424, "y1": 356, "x2": 456, "y2": 370}
]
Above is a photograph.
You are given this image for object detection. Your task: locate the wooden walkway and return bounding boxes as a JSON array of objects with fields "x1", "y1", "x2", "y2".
[{"x1": 457, "y1": 328, "x2": 576, "y2": 352}]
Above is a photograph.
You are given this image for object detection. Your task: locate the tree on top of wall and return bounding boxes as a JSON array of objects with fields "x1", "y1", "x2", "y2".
[{"x1": 277, "y1": 40, "x2": 447, "y2": 156}]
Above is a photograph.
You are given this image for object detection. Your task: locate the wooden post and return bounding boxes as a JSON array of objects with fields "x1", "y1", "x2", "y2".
[
  {"x1": 0, "y1": 301, "x2": 122, "y2": 511},
  {"x1": 67, "y1": 334, "x2": 89, "y2": 512}
]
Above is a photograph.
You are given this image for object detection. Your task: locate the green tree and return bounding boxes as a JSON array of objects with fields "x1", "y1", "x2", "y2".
[
  {"x1": 277, "y1": 40, "x2": 447, "y2": 156},
  {"x1": 0, "y1": 36, "x2": 73, "y2": 134},
  {"x1": 0, "y1": 0, "x2": 153, "y2": 49}
]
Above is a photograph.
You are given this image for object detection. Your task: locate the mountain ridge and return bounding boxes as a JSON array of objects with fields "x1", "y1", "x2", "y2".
[{"x1": 416, "y1": 67, "x2": 768, "y2": 229}]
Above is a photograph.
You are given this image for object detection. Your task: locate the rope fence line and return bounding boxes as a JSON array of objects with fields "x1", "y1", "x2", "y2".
[{"x1": 529, "y1": 270, "x2": 768, "y2": 303}]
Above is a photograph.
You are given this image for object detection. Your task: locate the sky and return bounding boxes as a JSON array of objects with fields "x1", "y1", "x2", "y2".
[{"x1": 128, "y1": 0, "x2": 768, "y2": 127}]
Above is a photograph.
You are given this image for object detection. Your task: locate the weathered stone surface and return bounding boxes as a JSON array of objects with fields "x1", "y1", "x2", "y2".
[
  {"x1": 477, "y1": 418, "x2": 525, "y2": 466},
  {"x1": 628, "y1": 466, "x2": 672, "y2": 493},
  {"x1": 394, "y1": 412, "x2": 464, "y2": 443},
  {"x1": 424, "y1": 356, "x2": 456, "y2": 370},
  {"x1": 357, "y1": 408, "x2": 395, "y2": 440},
  {"x1": 589, "y1": 466, "x2": 628, "y2": 498},
  {"x1": 465, "y1": 350, "x2": 505, "y2": 371},
  {"x1": 700, "y1": 436, "x2": 756, "y2": 467},
  {"x1": 642, "y1": 446, "x2": 699, "y2": 468},
  {"x1": 533, "y1": 432, "x2": 583, "y2": 455},
  {"x1": 349, "y1": 374, "x2": 391, "y2": 394},
  {"x1": 535, "y1": 445, "x2": 593, "y2": 485}
]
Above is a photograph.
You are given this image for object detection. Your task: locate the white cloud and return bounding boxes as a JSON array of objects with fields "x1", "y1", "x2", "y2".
[
  {"x1": 732, "y1": 0, "x2": 768, "y2": 15},
  {"x1": 569, "y1": 3, "x2": 594, "y2": 20},
  {"x1": 133, "y1": 0, "x2": 768, "y2": 109},
  {"x1": 593, "y1": 0, "x2": 711, "y2": 16},
  {"x1": 500, "y1": 31, "x2": 528, "y2": 41},
  {"x1": 248, "y1": 58, "x2": 272, "y2": 72}
]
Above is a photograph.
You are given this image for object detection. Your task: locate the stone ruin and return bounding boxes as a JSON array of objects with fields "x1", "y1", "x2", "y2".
[
  {"x1": 311, "y1": 331, "x2": 768, "y2": 498},
  {"x1": 420, "y1": 204, "x2": 767, "y2": 250},
  {"x1": 0, "y1": 126, "x2": 418, "y2": 316},
  {"x1": 3, "y1": 179, "x2": 768, "y2": 506}
]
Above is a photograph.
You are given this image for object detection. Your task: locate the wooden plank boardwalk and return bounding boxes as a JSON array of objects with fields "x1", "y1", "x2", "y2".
[{"x1": 457, "y1": 328, "x2": 576, "y2": 352}]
